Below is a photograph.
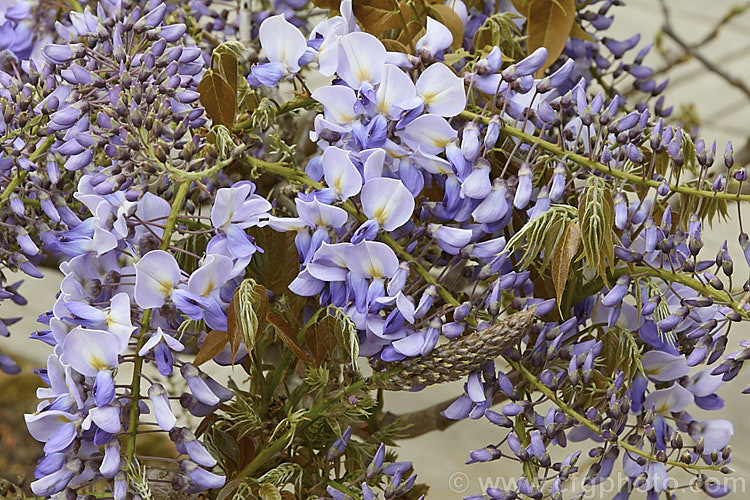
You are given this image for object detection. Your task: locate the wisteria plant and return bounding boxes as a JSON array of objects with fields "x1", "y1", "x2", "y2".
[{"x1": 1, "y1": 0, "x2": 750, "y2": 498}]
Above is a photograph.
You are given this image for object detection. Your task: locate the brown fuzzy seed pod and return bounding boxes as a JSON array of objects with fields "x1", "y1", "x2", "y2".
[{"x1": 372, "y1": 309, "x2": 536, "y2": 391}]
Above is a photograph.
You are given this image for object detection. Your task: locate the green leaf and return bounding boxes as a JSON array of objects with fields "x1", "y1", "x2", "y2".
[
  {"x1": 526, "y1": 0, "x2": 577, "y2": 76},
  {"x1": 198, "y1": 69, "x2": 236, "y2": 129},
  {"x1": 210, "y1": 428, "x2": 242, "y2": 466},
  {"x1": 578, "y1": 177, "x2": 615, "y2": 284},
  {"x1": 551, "y1": 220, "x2": 581, "y2": 308},
  {"x1": 505, "y1": 204, "x2": 578, "y2": 270},
  {"x1": 228, "y1": 279, "x2": 268, "y2": 363},
  {"x1": 329, "y1": 307, "x2": 359, "y2": 366},
  {"x1": 258, "y1": 484, "x2": 282, "y2": 500}
]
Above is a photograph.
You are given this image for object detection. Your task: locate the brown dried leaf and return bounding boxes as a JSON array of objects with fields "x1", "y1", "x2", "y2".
[
  {"x1": 353, "y1": 0, "x2": 411, "y2": 36},
  {"x1": 306, "y1": 315, "x2": 338, "y2": 368},
  {"x1": 396, "y1": 19, "x2": 424, "y2": 48},
  {"x1": 382, "y1": 38, "x2": 410, "y2": 53},
  {"x1": 197, "y1": 69, "x2": 236, "y2": 128},
  {"x1": 194, "y1": 329, "x2": 230, "y2": 367},
  {"x1": 310, "y1": 0, "x2": 340, "y2": 9},
  {"x1": 526, "y1": 0, "x2": 576, "y2": 76},
  {"x1": 246, "y1": 226, "x2": 300, "y2": 298},
  {"x1": 428, "y1": 4, "x2": 464, "y2": 49},
  {"x1": 509, "y1": 0, "x2": 530, "y2": 15},
  {"x1": 214, "y1": 50, "x2": 238, "y2": 95},
  {"x1": 551, "y1": 221, "x2": 581, "y2": 308},
  {"x1": 569, "y1": 21, "x2": 594, "y2": 42},
  {"x1": 267, "y1": 312, "x2": 314, "y2": 364}
]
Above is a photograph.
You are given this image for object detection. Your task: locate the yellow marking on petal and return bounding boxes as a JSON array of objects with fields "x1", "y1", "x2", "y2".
[
  {"x1": 203, "y1": 281, "x2": 215, "y2": 297},
  {"x1": 334, "y1": 175, "x2": 343, "y2": 194},
  {"x1": 90, "y1": 354, "x2": 109, "y2": 371},
  {"x1": 367, "y1": 264, "x2": 382, "y2": 279},
  {"x1": 357, "y1": 68, "x2": 370, "y2": 83},
  {"x1": 422, "y1": 92, "x2": 436, "y2": 105},
  {"x1": 432, "y1": 137, "x2": 450, "y2": 148},
  {"x1": 372, "y1": 206, "x2": 388, "y2": 225},
  {"x1": 158, "y1": 280, "x2": 173, "y2": 297}
]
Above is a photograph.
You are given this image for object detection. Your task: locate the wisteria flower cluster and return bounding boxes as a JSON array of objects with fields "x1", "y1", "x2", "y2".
[{"x1": 1, "y1": 0, "x2": 750, "y2": 498}]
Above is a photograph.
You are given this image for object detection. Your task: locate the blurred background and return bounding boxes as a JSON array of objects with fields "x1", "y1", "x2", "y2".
[{"x1": 2, "y1": 0, "x2": 750, "y2": 497}]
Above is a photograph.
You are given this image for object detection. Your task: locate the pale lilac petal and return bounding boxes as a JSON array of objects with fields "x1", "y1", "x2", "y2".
[
  {"x1": 337, "y1": 32, "x2": 386, "y2": 88},
  {"x1": 211, "y1": 184, "x2": 253, "y2": 229},
  {"x1": 297, "y1": 198, "x2": 349, "y2": 228},
  {"x1": 134, "y1": 250, "x2": 181, "y2": 309},
  {"x1": 323, "y1": 146, "x2": 363, "y2": 200},
  {"x1": 181, "y1": 363, "x2": 220, "y2": 406},
  {"x1": 401, "y1": 114, "x2": 457, "y2": 154},
  {"x1": 259, "y1": 15, "x2": 307, "y2": 73},
  {"x1": 60, "y1": 327, "x2": 122, "y2": 377},
  {"x1": 312, "y1": 85, "x2": 358, "y2": 124},
  {"x1": 643, "y1": 383, "x2": 694, "y2": 413},
  {"x1": 686, "y1": 370, "x2": 723, "y2": 397},
  {"x1": 149, "y1": 383, "x2": 177, "y2": 431},
  {"x1": 416, "y1": 63, "x2": 466, "y2": 117},
  {"x1": 308, "y1": 242, "x2": 351, "y2": 281},
  {"x1": 162, "y1": 330, "x2": 185, "y2": 352},
  {"x1": 441, "y1": 394, "x2": 472, "y2": 420},
  {"x1": 43, "y1": 422, "x2": 77, "y2": 453},
  {"x1": 25, "y1": 410, "x2": 77, "y2": 442},
  {"x1": 343, "y1": 241, "x2": 399, "y2": 279},
  {"x1": 690, "y1": 419, "x2": 733, "y2": 452},
  {"x1": 641, "y1": 351, "x2": 689, "y2": 382},
  {"x1": 89, "y1": 405, "x2": 121, "y2": 433},
  {"x1": 362, "y1": 148, "x2": 386, "y2": 181},
  {"x1": 289, "y1": 269, "x2": 325, "y2": 296},
  {"x1": 392, "y1": 333, "x2": 425, "y2": 357},
  {"x1": 361, "y1": 177, "x2": 415, "y2": 231},
  {"x1": 138, "y1": 328, "x2": 165, "y2": 356},
  {"x1": 376, "y1": 64, "x2": 417, "y2": 119},
  {"x1": 188, "y1": 254, "x2": 233, "y2": 298},
  {"x1": 416, "y1": 17, "x2": 452, "y2": 57},
  {"x1": 396, "y1": 292, "x2": 415, "y2": 323},
  {"x1": 100, "y1": 440, "x2": 120, "y2": 478}
]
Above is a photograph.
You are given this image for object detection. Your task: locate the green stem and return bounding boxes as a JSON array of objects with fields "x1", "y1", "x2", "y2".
[
  {"x1": 124, "y1": 181, "x2": 190, "y2": 481},
  {"x1": 459, "y1": 109, "x2": 750, "y2": 203},
  {"x1": 579, "y1": 265, "x2": 748, "y2": 319},
  {"x1": 510, "y1": 361, "x2": 721, "y2": 472},
  {"x1": 232, "y1": 96, "x2": 318, "y2": 134},
  {"x1": 164, "y1": 157, "x2": 233, "y2": 181}
]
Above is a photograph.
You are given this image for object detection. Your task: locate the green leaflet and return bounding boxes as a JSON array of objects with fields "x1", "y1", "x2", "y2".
[
  {"x1": 505, "y1": 204, "x2": 578, "y2": 271},
  {"x1": 578, "y1": 177, "x2": 616, "y2": 284}
]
